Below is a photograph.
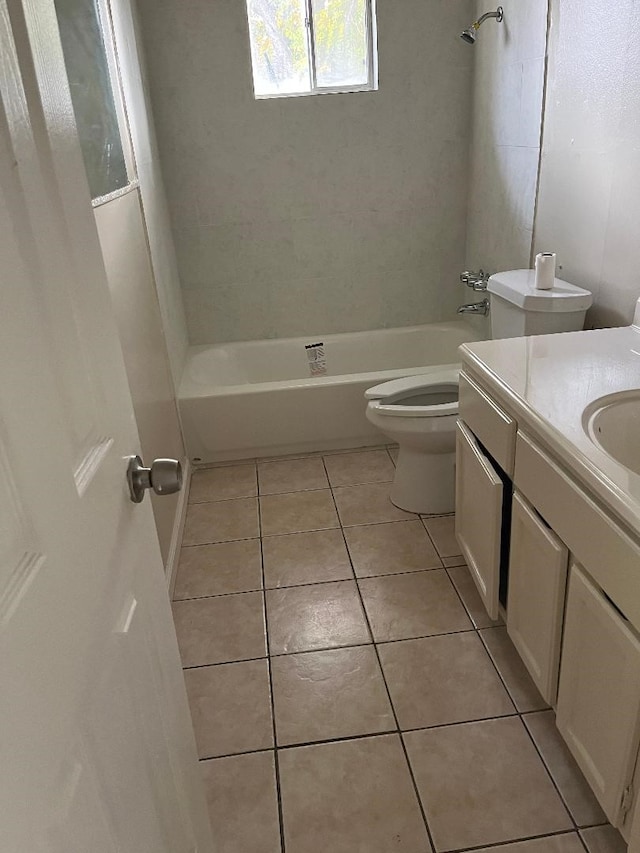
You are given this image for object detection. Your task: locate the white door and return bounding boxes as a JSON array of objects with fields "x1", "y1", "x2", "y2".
[
  {"x1": 455, "y1": 420, "x2": 503, "y2": 620},
  {"x1": 556, "y1": 563, "x2": 640, "y2": 827},
  {"x1": 507, "y1": 491, "x2": 568, "y2": 706},
  {"x1": 0, "y1": 1, "x2": 213, "y2": 851}
]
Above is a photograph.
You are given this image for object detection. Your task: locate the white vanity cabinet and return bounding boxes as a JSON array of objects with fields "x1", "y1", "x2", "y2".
[
  {"x1": 455, "y1": 366, "x2": 640, "y2": 839},
  {"x1": 556, "y1": 563, "x2": 640, "y2": 826},
  {"x1": 506, "y1": 491, "x2": 568, "y2": 706}
]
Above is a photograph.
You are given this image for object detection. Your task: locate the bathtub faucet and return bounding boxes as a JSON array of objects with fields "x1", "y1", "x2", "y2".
[{"x1": 457, "y1": 298, "x2": 490, "y2": 316}]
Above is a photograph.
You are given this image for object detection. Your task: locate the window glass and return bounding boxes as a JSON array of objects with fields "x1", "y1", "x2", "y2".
[
  {"x1": 246, "y1": 0, "x2": 312, "y2": 96},
  {"x1": 55, "y1": 0, "x2": 129, "y2": 199},
  {"x1": 246, "y1": 0, "x2": 375, "y2": 98},
  {"x1": 310, "y1": 0, "x2": 369, "y2": 88}
]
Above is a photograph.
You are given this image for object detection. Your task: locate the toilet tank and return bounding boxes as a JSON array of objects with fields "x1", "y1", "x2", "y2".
[{"x1": 487, "y1": 270, "x2": 593, "y2": 339}]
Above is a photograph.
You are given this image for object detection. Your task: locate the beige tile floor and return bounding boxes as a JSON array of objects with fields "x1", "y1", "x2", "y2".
[{"x1": 172, "y1": 445, "x2": 626, "y2": 853}]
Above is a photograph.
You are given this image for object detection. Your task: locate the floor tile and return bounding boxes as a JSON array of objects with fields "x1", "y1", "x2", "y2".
[
  {"x1": 262, "y1": 529, "x2": 352, "y2": 588},
  {"x1": 258, "y1": 456, "x2": 329, "y2": 494},
  {"x1": 324, "y1": 449, "x2": 395, "y2": 487},
  {"x1": 260, "y1": 489, "x2": 339, "y2": 536},
  {"x1": 344, "y1": 520, "x2": 442, "y2": 577},
  {"x1": 580, "y1": 826, "x2": 627, "y2": 853},
  {"x1": 333, "y1": 482, "x2": 417, "y2": 526},
  {"x1": 473, "y1": 835, "x2": 585, "y2": 852},
  {"x1": 405, "y1": 717, "x2": 572, "y2": 851},
  {"x1": 189, "y1": 464, "x2": 257, "y2": 503},
  {"x1": 183, "y1": 498, "x2": 259, "y2": 546},
  {"x1": 172, "y1": 592, "x2": 266, "y2": 666},
  {"x1": 272, "y1": 646, "x2": 395, "y2": 745},
  {"x1": 358, "y1": 570, "x2": 472, "y2": 642},
  {"x1": 479, "y1": 627, "x2": 548, "y2": 713},
  {"x1": 379, "y1": 633, "x2": 514, "y2": 729},
  {"x1": 447, "y1": 564, "x2": 503, "y2": 629},
  {"x1": 422, "y1": 515, "x2": 461, "y2": 558},
  {"x1": 200, "y1": 751, "x2": 281, "y2": 853},
  {"x1": 523, "y1": 710, "x2": 606, "y2": 827},
  {"x1": 266, "y1": 580, "x2": 371, "y2": 654},
  {"x1": 279, "y1": 734, "x2": 432, "y2": 853},
  {"x1": 173, "y1": 539, "x2": 262, "y2": 599},
  {"x1": 184, "y1": 660, "x2": 273, "y2": 758}
]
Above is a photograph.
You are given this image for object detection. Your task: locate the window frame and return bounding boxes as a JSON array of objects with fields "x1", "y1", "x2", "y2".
[
  {"x1": 91, "y1": 0, "x2": 138, "y2": 206},
  {"x1": 248, "y1": 0, "x2": 378, "y2": 101}
]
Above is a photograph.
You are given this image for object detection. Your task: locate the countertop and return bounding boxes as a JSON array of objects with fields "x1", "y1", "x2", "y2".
[{"x1": 460, "y1": 316, "x2": 640, "y2": 540}]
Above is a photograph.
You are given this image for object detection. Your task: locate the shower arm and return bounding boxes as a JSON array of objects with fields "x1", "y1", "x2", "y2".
[{"x1": 473, "y1": 7, "x2": 504, "y2": 29}]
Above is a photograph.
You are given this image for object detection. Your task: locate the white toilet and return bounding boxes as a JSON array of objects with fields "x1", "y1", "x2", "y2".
[{"x1": 365, "y1": 270, "x2": 593, "y2": 514}]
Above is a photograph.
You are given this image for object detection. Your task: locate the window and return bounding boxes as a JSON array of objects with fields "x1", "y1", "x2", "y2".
[
  {"x1": 55, "y1": 0, "x2": 135, "y2": 201},
  {"x1": 246, "y1": 0, "x2": 377, "y2": 98}
]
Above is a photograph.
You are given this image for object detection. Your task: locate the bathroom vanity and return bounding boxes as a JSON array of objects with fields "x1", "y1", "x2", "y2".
[{"x1": 455, "y1": 303, "x2": 640, "y2": 846}]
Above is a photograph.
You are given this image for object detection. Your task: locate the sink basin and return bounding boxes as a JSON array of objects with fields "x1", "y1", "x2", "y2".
[{"x1": 583, "y1": 391, "x2": 640, "y2": 476}]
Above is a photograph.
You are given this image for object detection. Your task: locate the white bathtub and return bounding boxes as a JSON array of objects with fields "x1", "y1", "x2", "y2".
[{"x1": 179, "y1": 321, "x2": 482, "y2": 463}]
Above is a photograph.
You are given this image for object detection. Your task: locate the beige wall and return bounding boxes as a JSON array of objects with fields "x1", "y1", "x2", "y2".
[
  {"x1": 137, "y1": 0, "x2": 476, "y2": 345},
  {"x1": 465, "y1": 0, "x2": 548, "y2": 281},
  {"x1": 534, "y1": 0, "x2": 640, "y2": 328},
  {"x1": 95, "y1": 190, "x2": 186, "y2": 566}
]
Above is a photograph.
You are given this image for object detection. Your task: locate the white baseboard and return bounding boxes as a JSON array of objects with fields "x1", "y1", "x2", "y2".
[{"x1": 166, "y1": 457, "x2": 191, "y2": 598}]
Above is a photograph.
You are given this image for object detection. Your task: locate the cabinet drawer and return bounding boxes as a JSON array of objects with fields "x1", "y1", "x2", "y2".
[
  {"x1": 514, "y1": 431, "x2": 640, "y2": 630},
  {"x1": 557, "y1": 563, "x2": 640, "y2": 826},
  {"x1": 459, "y1": 371, "x2": 516, "y2": 474},
  {"x1": 507, "y1": 491, "x2": 568, "y2": 706},
  {"x1": 455, "y1": 420, "x2": 503, "y2": 620}
]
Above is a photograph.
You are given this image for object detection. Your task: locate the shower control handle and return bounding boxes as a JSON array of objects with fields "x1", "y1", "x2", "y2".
[
  {"x1": 460, "y1": 269, "x2": 489, "y2": 291},
  {"x1": 127, "y1": 455, "x2": 183, "y2": 503}
]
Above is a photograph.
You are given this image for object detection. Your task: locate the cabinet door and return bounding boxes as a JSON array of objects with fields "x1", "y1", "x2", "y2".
[
  {"x1": 557, "y1": 563, "x2": 640, "y2": 826},
  {"x1": 507, "y1": 491, "x2": 568, "y2": 706},
  {"x1": 455, "y1": 420, "x2": 503, "y2": 620}
]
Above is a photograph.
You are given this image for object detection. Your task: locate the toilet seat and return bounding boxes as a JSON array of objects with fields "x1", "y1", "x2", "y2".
[{"x1": 365, "y1": 369, "x2": 459, "y2": 418}]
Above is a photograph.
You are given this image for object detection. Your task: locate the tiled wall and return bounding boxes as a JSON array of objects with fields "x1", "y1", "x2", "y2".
[
  {"x1": 136, "y1": 0, "x2": 475, "y2": 345},
  {"x1": 112, "y1": 0, "x2": 190, "y2": 383},
  {"x1": 534, "y1": 0, "x2": 640, "y2": 328},
  {"x1": 465, "y1": 0, "x2": 547, "y2": 281}
]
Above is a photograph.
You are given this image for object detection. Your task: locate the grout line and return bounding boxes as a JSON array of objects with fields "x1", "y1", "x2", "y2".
[
  {"x1": 173, "y1": 564, "x2": 450, "y2": 602},
  {"x1": 520, "y1": 712, "x2": 581, "y2": 833},
  {"x1": 277, "y1": 728, "x2": 400, "y2": 751},
  {"x1": 198, "y1": 745, "x2": 275, "y2": 763},
  {"x1": 257, "y1": 494, "x2": 287, "y2": 853},
  {"x1": 188, "y1": 491, "x2": 259, "y2": 505},
  {"x1": 447, "y1": 829, "x2": 586, "y2": 853},
  {"x1": 320, "y1": 457, "x2": 439, "y2": 853},
  {"x1": 182, "y1": 656, "x2": 269, "y2": 670},
  {"x1": 182, "y1": 516, "x2": 459, "y2": 551}
]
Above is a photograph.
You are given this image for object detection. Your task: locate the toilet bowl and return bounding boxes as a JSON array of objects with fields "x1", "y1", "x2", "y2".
[
  {"x1": 365, "y1": 369, "x2": 459, "y2": 515},
  {"x1": 365, "y1": 269, "x2": 594, "y2": 515}
]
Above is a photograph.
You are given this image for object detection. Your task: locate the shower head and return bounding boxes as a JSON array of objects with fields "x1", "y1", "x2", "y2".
[{"x1": 460, "y1": 6, "x2": 504, "y2": 44}]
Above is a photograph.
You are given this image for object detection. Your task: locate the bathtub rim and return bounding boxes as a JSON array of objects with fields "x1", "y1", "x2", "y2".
[{"x1": 180, "y1": 319, "x2": 482, "y2": 400}]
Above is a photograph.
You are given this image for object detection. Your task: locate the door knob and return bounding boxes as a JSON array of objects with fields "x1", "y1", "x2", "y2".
[{"x1": 127, "y1": 455, "x2": 183, "y2": 503}]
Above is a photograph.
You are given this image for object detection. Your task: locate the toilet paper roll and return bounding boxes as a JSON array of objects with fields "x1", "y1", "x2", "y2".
[{"x1": 535, "y1": 252, "x2": 556, "y2": 290}]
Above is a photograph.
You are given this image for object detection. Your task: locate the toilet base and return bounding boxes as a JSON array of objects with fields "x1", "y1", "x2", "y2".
[{"x1": 390, "y1": 447, "x2": 455, "y2": 515}]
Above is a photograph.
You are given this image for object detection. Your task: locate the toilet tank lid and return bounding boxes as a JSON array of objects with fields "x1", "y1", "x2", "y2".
[{"x1": 487, "y1": 270, "x2": 593, "y2": 313}]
